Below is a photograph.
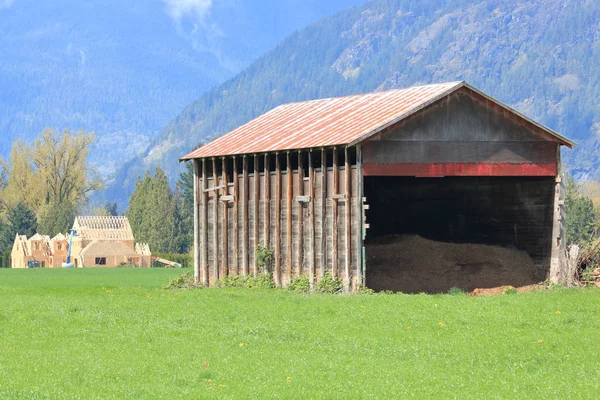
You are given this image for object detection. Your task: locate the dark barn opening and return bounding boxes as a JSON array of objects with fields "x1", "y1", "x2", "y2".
[{"x1": 364, "y1": 176, "x2": 555, "y2": 293}]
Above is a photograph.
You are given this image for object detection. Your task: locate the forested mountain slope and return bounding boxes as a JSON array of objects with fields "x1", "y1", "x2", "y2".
[
  {"x1": 0, "y1": 0, "x2": 364, "y2": 177},
  {"x1": 109, "y1": 0, "x2": 599, "y2": 205}
]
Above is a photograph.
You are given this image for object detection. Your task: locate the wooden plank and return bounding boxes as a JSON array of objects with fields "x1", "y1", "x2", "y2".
[
  {"x1": 309, "y1": 150, "x2": 315, "y2": 288},
  {"x1": 344, "y1": 147, "x2": 351, "y2": 292},
  {"x1": 332, "y1": 147, "x2": 338, "y2": 277},
  {"x1": 286, "y1": 152, "x2": 293, "y2": 282},
  {"x1": 212, "y1": 158, "x2": 219, "y2": 282},
  {"x1": 254, "y1": 155, "x2": 259, "y2": 277},
  {"x1": 362, "y1": 162, "x2": 557, "y2": 177},
  {"x1": 296, "y1": 196, "x2": 311, "y2": 203},
  {"x1": 275, "y1": 153, "x2": 281, "y2": 286},
  {"x1": 233, "y1": 156, "x2": 239, "y2": 276},
  {"x1": 320, "y1": 148, "x2": 327, "y2": 278},
  {"x1": 297, "y1": 150, "x2": 304, "y2": 277},
  {"x1": 264, "y1": 154, "x2": 270, "y2": 251},
  {"x1": 204, "y1": 184, "x2": 225, "y2": 193},
  {"x1": 242, "y1": 156, "x2": 249, "y2": 277},
  {"x1": 201, "y1": 158, "x2": 209, "y2": 286},
  {"x1": 221, "y1": 195, "x2": 234, "y2": 202},
  {"x1": 221, "y1": 157, "x2": 228, "y2": 278},
  {"x1": 193, "y1": 159, "x2": 200, "y2": 283},
  {"x1": 355, "y1": 145, "x2": 363, "y2": 288}
]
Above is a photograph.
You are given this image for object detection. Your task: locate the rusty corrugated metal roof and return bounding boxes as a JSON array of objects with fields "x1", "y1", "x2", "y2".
[{"x1": 181, "y1": 81, "x2": 574, "y2": 160}]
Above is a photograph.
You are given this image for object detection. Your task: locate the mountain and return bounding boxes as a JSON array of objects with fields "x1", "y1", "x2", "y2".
[
  {"x1": 111, "y1": 0, "x2": 600, "y2": 205},
  {"x1": 0, "y1": 0, "x2": 366, "y2": 177}
]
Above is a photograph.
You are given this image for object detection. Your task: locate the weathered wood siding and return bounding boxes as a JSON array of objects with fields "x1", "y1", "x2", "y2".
[
  {"x1": 198, "y1": 160, "x2": 362, "y2": 289},
  {"x1": 363, "y1": 88, "x2": 559, "y2": 177}
]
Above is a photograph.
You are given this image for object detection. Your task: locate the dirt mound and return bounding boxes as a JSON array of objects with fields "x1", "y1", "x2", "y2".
[
  {"x1": 365, "y1": 235, "x2": 539, "y2": 294},
  {"x1": 469, "y1": 284, "x2": 545, "y2": 296}
]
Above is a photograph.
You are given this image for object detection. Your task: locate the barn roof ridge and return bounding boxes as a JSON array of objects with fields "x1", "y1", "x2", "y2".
[{"x1": 181, "y1": 81, "x2": 574, "y2": 160}]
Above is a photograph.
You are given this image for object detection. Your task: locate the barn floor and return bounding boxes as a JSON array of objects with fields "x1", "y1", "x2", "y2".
[
  {"x1": 363, "y1": 176, "x2": 554, "y2": 293},
  {"x1": 365, "y1": 235, "x2": 538, "y2": 293}
]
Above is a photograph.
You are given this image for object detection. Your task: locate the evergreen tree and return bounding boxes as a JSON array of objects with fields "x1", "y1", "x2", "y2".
[
  {"x1": 0, "y1": 201, "x2": 38, "y2": 253},
  {"x1": 127, "y1": 168, "x2": 178, "y2": 253},
  {"x1": 175, "y1": 161, "x2": 195, "y2": 254},
  {"x1": 565, "y1": 175, "x2": 599, "y2": 246},
  {"x1": 104, "y1": 201, "x2": 119, "y2": 216}
]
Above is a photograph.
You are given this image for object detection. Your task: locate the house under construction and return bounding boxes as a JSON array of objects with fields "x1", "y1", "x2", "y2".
[
  {"x1": 10, "y1": 216, "x2": 151, "y2": 268},
  {"x1": 181, "y1": 81, "x2": 575, "y2": 293}
]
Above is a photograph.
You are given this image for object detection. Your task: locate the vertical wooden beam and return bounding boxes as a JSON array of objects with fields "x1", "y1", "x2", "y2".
[
  {"x1": 242, "y1": 156, "x2": 249, "y2": 277},
  {"x1": 344, "y1": 147, "x2": 351, "y2": 292},
  {"x1": 297, "y1": 150, "x2": 304, "y2": 276},
  {"x1": 201, "y1": 158, "x2": 208, "y2": 286},
  {"x1": 221, "y1": 157, "x2": 228, "y2": 277},
  {"x1": 355, "y1": 145, "x2": 363, "y2": 288},
  {"x1": 332, "y1": 147, "x2": 338, "y2": 277},
  {"x1": 309, "y1": 150, "x2": 315, "y2": 288},
  {"x1": 193, "y1": 159, "x2": 200, "y2": 283},
  {"x1": 233, "y1": 156, "x2": 239, "y2": 275},
  {"x1": 253, "y1": 155, "x2": 259, "y2": 277},
  {"x1": 320, "y1": 148, "x2": 327, "y2": 279},
  {"x1": 264, "y1": 154, "x2": 270, "y2": 252},
  {"x1": 275, "y1": 153, "x2": 282, "y2": 286},
  {"x1": 286, "y1": 151, "x2": 293, "y2": 282},
  {"x1": 212, "y1": 157, "x2": 219, "y2": 282}
]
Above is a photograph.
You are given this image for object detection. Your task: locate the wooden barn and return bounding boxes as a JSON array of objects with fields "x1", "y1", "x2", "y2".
[{"x1": 181, "y1": 81, "x2": 574, "y2": 293}]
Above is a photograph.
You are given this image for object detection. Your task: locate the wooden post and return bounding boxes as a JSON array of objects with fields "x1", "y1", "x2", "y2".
[
  {"x1": 297, "y1": 150, "x2": 304, "y2": 276},
  {"x1": 201, "y1": 158, "x2": 208, "y2": 286},
  {"x1": 253, "y1": 155, "x2": 259, "y2": 277},
  {"x1": 264, "y1": 154, "x2": 270, "y2": 252},
  {"x1": 309, "y1": 150, "x2": 315, "y2": 288},
  {"x1": 344, "y1": 147, "x2": 351, "y2": 292},
  {"x1": 242, "y1": 156, "x2": 249, "y2": 277},
  {"x1": 550, "y1": 173, "x2": 567, "y2": 283},
  {"x1": 212, "y1": 158, "x2": 219, "y2": 282},
  {"x1": 286, "y1": 151, "x2": 293, "y2": 282},
  {"x1": 193, "y1": 159, "x2": 200, "y2": 283},
  {"x1": 320, "y1": 148, "x2": 327, "y2": 279},
  {"x1": 332, "y1": 147, "x2": 338, "y2": 277},
  {"x1": 233, "y1": 156, "x2": 239, "y2": 275},
  {"x1": 275, "y1": 153, "x2": 281, "y2": 286},
  {"x1": 221, "y1": 157, "x2": 228, "y2": 277},
  {"x1": 355, "y1": 145, "x2": 363, "y2": 288}
]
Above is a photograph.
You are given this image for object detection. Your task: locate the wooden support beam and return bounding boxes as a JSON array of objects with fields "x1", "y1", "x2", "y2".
[
  {"x1": 320, "y1": 148, "x2": 327, "y2": 279},
  {"x1": 344, "y1": 147, "x2": 351, "y2": 292},
  {"x1": 253, "y1": 155, "x2": 259, "y2": 277},
  {"x1": 355, "y1": 145, "x2": 363, "y2": 288},
  {"x1": 332, "y1": 147, "x2": 338, "y2": 277},
  {"x1": 221, "y1": 157, "x2": 228, "y2": 277},
  {"x1": 309, "y1": 150, "x2": 315, "y2": 288},
  {"x1": 242, "y1": 156, "x2": 249, "y2": 277},
  {"x1": 264, "y1": 154, "x2": 270, "y2": 252},
  {"x1": 275, "y1": 153, "x2": 281, "y2": 286},
  {"x1": 297, "y1": 150, "x2": 304, "y2": 277},
  {"x1": 201, "y1": 158, "x2": 208, "y2": 286},
  {"x1": 233, "y1": 156, "x2": 239, "y2": 276},
  {"x1": 212, "y1": 158, "x2": 219, "y2": 282},
  {"x1": 193, "y1": 159, "x2": 200, "y2": 283},
  {"x1": 286, "y1": 152, "x2": 292, "y2": 282}
]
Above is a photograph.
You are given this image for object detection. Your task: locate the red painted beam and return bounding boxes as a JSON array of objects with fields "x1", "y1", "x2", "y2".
[{"x1": 363, "y1": 163, "x2": 557, "y2": 177}]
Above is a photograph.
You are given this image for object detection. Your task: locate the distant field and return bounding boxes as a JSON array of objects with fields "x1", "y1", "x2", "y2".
[{"x1": 1, "y1": 269, "x2": 599, "y2": 399}]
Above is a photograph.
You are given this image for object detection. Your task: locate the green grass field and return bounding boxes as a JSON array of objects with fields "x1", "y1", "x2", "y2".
[{"x1": 1, "y1": 268, "x2": 600, "y2": 399}]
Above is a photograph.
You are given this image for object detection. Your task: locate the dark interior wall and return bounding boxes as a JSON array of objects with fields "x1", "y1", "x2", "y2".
[{"x1": 364, "y1": 176, "x2": 555, "y2": 292}]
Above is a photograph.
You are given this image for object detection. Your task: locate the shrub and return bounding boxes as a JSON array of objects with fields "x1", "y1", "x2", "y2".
[
  {"x1": 503, "y1": 286, "x2": 517, "y2": 295},
  {"x1": 164, "y1": 271, "x2": 200, "y2": 290},
  {"x1": 354, "y1": 285, "x2": 375, "y2": 295},
  {"x1": 288, "y1": 275, "x2": 311, "y2": 293},
  {"x1": 244, "y1": 274, "x2": 275, "y2": 289},
  {"x1": 255, "y1": 243, "x2": 274, "y2": 274},
  {"x1": 315, "y1": 273, "x2": 343, "y2": 294},
  {"x1": 449, "y1": 287, "x2": 466, "y2": 296},
  {"x1": 215, "y1": 275, "x2": 246, "y2": 288}
]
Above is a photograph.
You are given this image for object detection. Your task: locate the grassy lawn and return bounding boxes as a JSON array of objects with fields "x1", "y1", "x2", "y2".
[{"x1": 1, "y1": 268, "x2": 600, "y2": 399}]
